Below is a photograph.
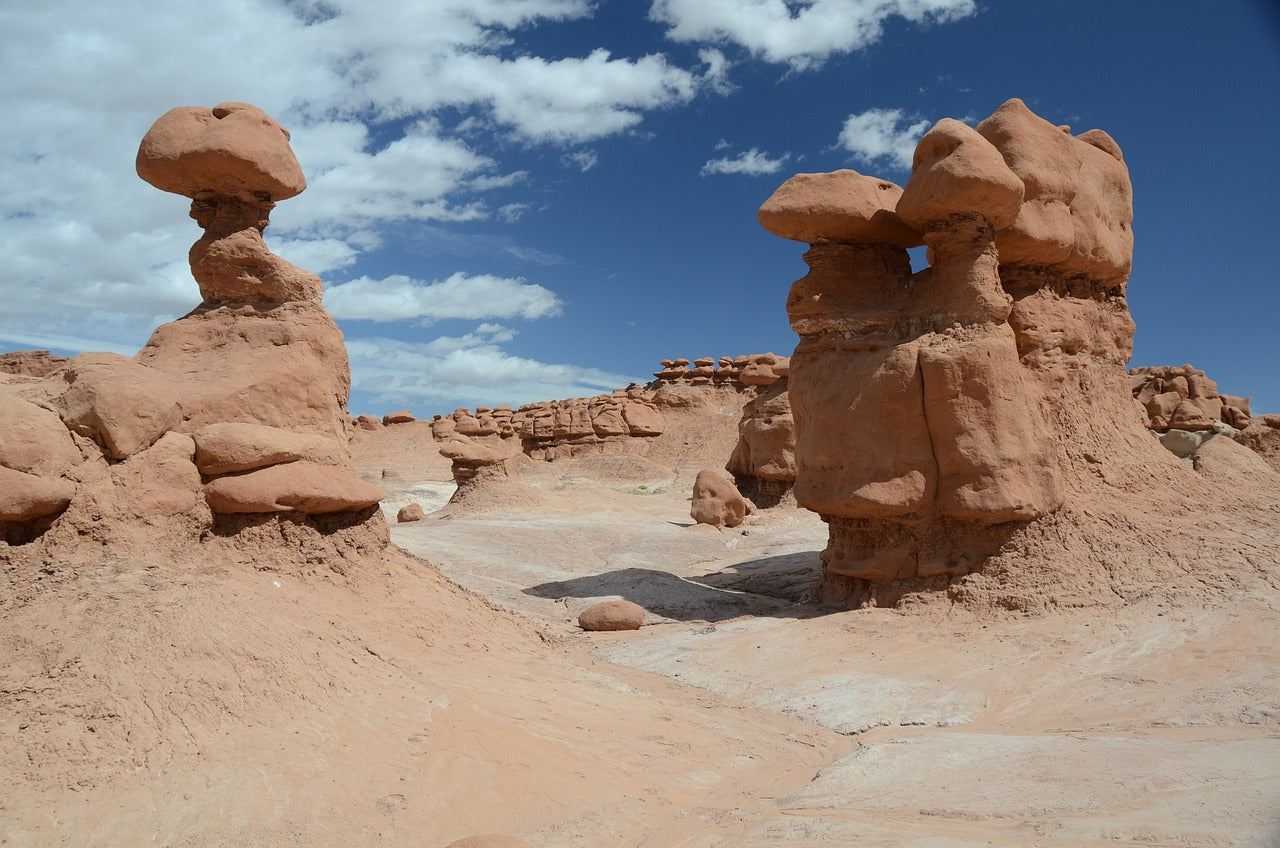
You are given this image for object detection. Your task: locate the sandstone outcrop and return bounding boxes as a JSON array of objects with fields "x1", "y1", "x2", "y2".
[
  {"x1": 0, "y1": 350, "x2": 69, "y2": 377},
  {"x1": 762, "y1": 98, "x2": 1179, "y2": 603},
  {"x1": 1129, "y1": 365, "x2": 1251, "y2": 431},
  {"x1": 0, "y1": 102, "x2": 383, "y2": 550},
  {"x1": 726, "y1": 377, "x2": 796, "y2": 507},
  {"x1": 690, "y1": 469, "x2": 753, "y2": 528},
  {"x1": 428, "y1": 360, "x2": 790, "y2": 489}
]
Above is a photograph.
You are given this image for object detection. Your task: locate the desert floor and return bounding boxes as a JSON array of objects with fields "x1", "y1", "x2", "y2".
[
  {"x1": 3, "y1": 425, "x2": 1278, "y2": 848},
  {"x1": 365, "y1": 423, "x2": 1280, "y2": 847}
]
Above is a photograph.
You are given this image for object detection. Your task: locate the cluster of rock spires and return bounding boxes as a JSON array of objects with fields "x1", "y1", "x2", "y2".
[
  {"x1": 653, "y1": 353, "x2": 789, "y2": 385},
  {"x1": 1, "y1": 103, "x2": 383, "y2": 551},
  {"x1": 1130, "y1": 365, "x2": 1250, "y2": 431},
  {"x1": 759, "y1": 97, "x2": 1165, "y2": 598}
]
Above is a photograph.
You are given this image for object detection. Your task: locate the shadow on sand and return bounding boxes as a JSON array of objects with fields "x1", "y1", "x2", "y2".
[{"x1": 523, "y1": 551, "x2": 828, "y2": 623}]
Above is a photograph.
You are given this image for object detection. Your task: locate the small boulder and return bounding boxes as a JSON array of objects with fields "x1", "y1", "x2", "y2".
[
  {"x1": 397, "y1": 502, "x2": 426, "y2": 522},
  {"x1": 690, "y1": 468, "x2": 752, "y2": 528},
  {"x1": 578, "y1": 599, "x2": 646, "y2": 632}
]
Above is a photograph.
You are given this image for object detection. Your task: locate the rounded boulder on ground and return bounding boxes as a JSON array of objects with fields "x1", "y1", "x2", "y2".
[{"x1": 578, "y1": 599, "x2": 646, "y2": 631}]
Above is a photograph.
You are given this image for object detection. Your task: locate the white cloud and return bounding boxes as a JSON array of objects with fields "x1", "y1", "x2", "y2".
[
  {"x1": 562, "y1": 150, "x2": 600, "y2": 172},
  {"x1": 698, "y1": 48, "x2": 735, "y2": 94},
  {"x1": 651, "y1": 0, "x2": 976, "y2": 70},
  {"x1": 700, "y1": 147, "x2": 791, "y2": 176},
  {"x1": 324, "y1": 273, "x2": 563, "y2": 323},
  {"x1": 346, "y1": 335, "x2": 636, "y2": 409},
  {"x1": 0, "y1": 1, "x2": 717, "y2": 363},
  {"x1": 837, "y1": 107, "x2": 931, "y2": 169}
]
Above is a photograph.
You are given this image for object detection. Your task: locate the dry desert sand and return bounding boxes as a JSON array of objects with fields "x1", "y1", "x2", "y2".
[{"x1": 2, "y1": 98, "x2": 1279, "y2": 848}]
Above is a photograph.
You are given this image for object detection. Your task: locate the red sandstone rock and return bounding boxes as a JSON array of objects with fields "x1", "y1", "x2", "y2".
[
  {"x1": 977, "y1": 98, "x2": 1133, "y2": 288},
  {"x1": 0, "y1": 465, "x2": 75, "y2": 522},
  {"x1": 204, "y1": 461, "x2": 383, "y2": 514},
  {"x1": 727, "y1": 378, "x2": 795, "y2": 506},
  {"x1": 577, "y1": 599, "x2": 646, "y2": 632},
  {"x1": 758, "y1": 169, "x2": 922, "y2": 247},
  {"x1": 193, "y1": 422, "x2": 346, "y2": 476},
  {"x1": 397, "y1": 502, "x2": 426, "y2": 522},
  {"x1": 136, "y1": 102, "x2": 305, "y2": 202},
  {"x1": 0, "y1": 350, "x2": 69, "y2": 377},
  {"x1": 53, "y1": 353, "x2": 182, "y2": 460},
  {"x1": 0, "y1": 395, "x2": 83, "y2": 476},
  {"x1": 896, "y1": 119, "x2": 1023, "y2": 232},
  {"x1": 382, "y1": 409, "x2": 416, "y2": 425},
  {"x1": 690, "y1": 469, "x2": 752, "y2": 528}
]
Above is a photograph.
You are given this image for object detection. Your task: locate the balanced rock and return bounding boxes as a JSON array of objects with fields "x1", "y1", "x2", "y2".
[
  {"x1": 578, "y1": 599, "x2": 646, "y2": 632},
  {"x1": 758, "y1": 169, "x2": 922, "y2": 247},
  {"x1": 136, "y1": 101, "x2": 305, "y2": 202}
]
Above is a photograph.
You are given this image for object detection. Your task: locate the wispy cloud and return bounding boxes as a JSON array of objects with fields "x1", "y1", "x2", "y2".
[
  {"x1": 700, "y1": 147, "x2": 790, "y2": 176},
  {"x1": 324, "y1": 273, "x2": 563, "y2": 323}
]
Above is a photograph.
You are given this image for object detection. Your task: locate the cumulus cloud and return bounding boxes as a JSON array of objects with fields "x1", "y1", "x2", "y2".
[
  {"x1": 0, "y1": 1, "x2": 715, "y2": 364},
  {"x1": 700, "y1": 147, "x2": 791, "y2": 176},
  {"x1": 345, "y1": 335, "x2": 635, "y2": 410},
  {"x1": 324, "y1": 273, "x2": 563, "y2": 323},
  {"x1": 837, "y1": 107, "x2": 931, "y2": 169},
  {"x1": 651, "y1": 0, "x2": 976, "y2": 70}
]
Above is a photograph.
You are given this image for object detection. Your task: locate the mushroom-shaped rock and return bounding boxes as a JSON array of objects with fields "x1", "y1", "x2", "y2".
[
  {"x1": 896, "y1": 118, "x2": 1024, "y2": 232},
  {"x1": 690, "y1": 468, "x2": 752, "y2": 528},
  {"x1": 0, "y1": 465, "x2": 76, "y2": 522},
  {"x1": 192, "y1": 422, "x2": 347, "y2": 476},
  {"x1": 759, "y1": 169, "x2": 923, "y2": 247},
  {"x1": 136, "y1": 102, "x2": 305, "y2": 201},
  {"x1": 578, "y1": 599, "x2": 646, "y2": 632},
  {"x1": 203, "y1": 461, "x2": 384, "y2": 514}
]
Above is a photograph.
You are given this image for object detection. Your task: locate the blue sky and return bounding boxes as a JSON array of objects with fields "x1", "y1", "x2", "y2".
[{"x1": 3, "y1": 1, "x2": 1278, "y2": 416}]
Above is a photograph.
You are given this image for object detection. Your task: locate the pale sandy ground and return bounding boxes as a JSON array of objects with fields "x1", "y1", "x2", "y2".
[
  {"x1": 363, "y1": 430, "x2": 1280, "y2": 847},
  {"x1": 3, "y1": 423, "x2": 1277, "y2": 847}
]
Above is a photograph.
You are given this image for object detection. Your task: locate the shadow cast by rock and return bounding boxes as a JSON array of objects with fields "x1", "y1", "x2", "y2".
[{"x1": 525, "y1": 557, "x2": 829, "y2": 623}]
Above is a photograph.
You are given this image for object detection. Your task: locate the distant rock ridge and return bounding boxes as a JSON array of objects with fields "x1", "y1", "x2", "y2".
[
  {"x1": 0, "y1": 102, "x2": 385, "y2": 557},
  {"x1": 416, "y1": 355, "x2": 789, "y2": 492}
]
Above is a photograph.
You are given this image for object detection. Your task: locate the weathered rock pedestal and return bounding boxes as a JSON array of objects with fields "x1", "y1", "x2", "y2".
[
  {"x1": 0, "y1": 102, "x2": 384, "y2": 557},
  {"x1": 761, "y1": 99, "x2": 1143, "y2": 606}
]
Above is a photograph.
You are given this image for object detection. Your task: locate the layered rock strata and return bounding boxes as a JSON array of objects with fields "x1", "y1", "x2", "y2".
[
  {"x1": 0, "y1": 102, "x2": 383, "y2": 551},
  {"x1": 762, "y1": 98, "x2": 1175, "y2": 603}
]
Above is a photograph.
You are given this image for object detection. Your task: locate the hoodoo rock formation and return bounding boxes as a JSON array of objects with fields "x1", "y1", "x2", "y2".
[
  {"x1": 762, "y1": 98, "x2": 1181, "y2": 603},
  {"x1": 0, "y1": 102, "x2": 383, "y2": 553}
]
